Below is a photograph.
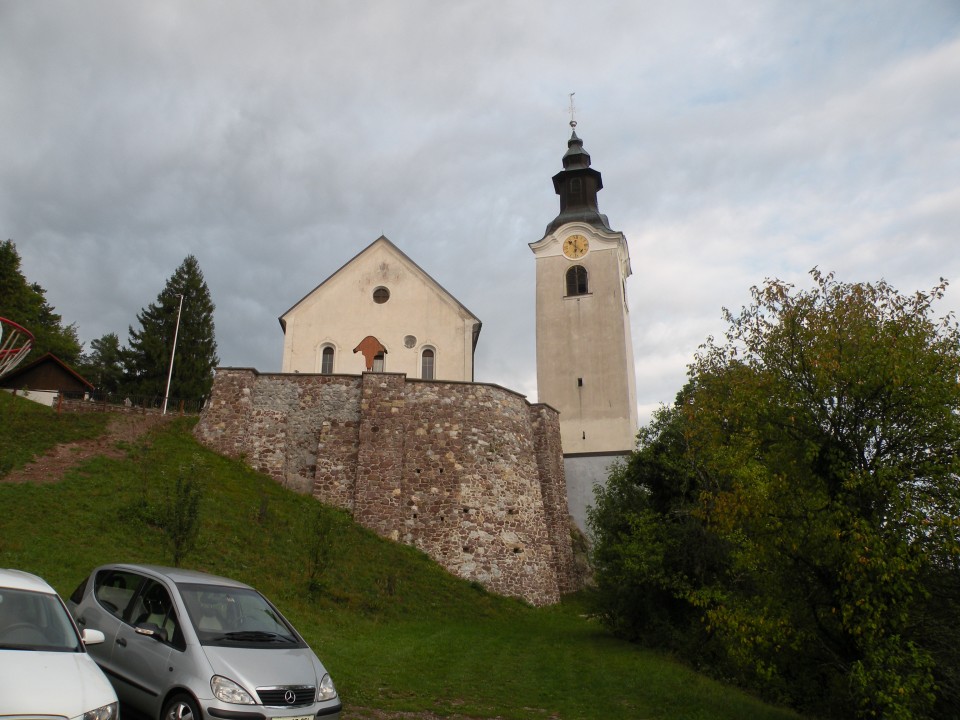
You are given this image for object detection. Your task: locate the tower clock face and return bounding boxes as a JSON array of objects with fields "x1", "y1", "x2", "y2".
[{"x1": 562, "y1": 234, "x2": 589, "y2": 259}]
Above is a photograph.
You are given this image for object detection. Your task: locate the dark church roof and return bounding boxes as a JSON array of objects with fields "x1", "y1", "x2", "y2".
[{"x1": 544, "y1": 130, "x2": 615, "y2": 235}]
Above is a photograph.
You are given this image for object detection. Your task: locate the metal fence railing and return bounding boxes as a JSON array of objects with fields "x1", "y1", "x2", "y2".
[{"x1": 58, "y1": 390, "x2": 207, "y2": 415}]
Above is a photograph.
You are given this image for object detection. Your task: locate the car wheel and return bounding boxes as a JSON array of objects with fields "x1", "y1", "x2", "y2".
[{"x1": 161, "y1": 694, "x2": 201, "y2": 720}]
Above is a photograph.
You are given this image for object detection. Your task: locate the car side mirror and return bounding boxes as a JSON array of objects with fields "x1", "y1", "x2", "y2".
[
  {"x1": 135, "y1": 622, "x2": 168, "y2": 642},
  {"x1": 82, "y1": 628, "x2": 106, "y2": 646}
]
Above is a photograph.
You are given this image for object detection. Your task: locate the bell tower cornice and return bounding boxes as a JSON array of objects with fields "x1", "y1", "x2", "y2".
[{"x1": 529, "y1": 221, "x2": 629, "y2": 268}]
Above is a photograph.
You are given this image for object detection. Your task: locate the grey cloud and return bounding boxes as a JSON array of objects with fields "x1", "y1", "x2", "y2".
[{"x1": 3, "y1": 0, "x2": 958, "y2": 425}]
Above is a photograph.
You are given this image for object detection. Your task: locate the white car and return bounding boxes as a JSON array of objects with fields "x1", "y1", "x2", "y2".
[{"x1": 0, "y1": 568, "x2": 118, "y2": 720}]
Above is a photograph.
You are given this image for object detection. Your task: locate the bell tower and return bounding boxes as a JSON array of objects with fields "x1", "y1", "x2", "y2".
[{"x1": 529, "y1": 123, "x2": 638, "y2": 532}]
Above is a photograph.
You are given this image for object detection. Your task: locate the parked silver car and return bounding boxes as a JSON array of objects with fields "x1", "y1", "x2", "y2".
[{"x1": 68, "y1": 563, "x2": 341, "y2": 720}]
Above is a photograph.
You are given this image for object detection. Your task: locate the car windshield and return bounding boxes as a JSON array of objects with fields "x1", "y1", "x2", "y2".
[
  {"x1": 0, "y1": 587, "x2": 82, "y2": 652},
  {"x1": 177, "y1": 583, "x2": 302, "y2": 647}
]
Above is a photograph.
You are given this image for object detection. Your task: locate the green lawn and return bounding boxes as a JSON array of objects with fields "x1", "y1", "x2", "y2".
[{"x1": 0, "y1": 392, "x2": 802, "y2": 720}]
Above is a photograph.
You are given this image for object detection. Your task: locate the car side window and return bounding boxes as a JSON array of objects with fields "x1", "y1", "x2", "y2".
[
  {"x1": 129, "y1": 580, "x2": 184, "y2": 651},
  {"x1": 94, "y1": 570, "x2": 142, "y2": 620},
  {"x1": 69, "y1": 577, "x2": 88, "y2": 605}
]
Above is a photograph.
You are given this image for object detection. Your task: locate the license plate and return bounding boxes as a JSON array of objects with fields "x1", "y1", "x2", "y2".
[{"x1": 273, "y1": 716, "x2": 312, "y2": 720}]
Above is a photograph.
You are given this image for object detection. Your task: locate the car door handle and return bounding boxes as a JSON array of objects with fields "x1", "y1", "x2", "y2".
[{"x1": 116, "y1": 637, "x2": 127, "y2": 647}]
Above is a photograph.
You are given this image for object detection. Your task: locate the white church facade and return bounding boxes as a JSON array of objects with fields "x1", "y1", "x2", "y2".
[{"x1": 279, "y1": 236, "x2": 481, "y2": 382}]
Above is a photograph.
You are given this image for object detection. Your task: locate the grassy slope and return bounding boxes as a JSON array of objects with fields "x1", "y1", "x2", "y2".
[
  {"x1": 0, "y1": 392, "x2": 801, "y2": 720},
  {"x1": 0, "y1": 391, "x2": 110, "y2": 474}
]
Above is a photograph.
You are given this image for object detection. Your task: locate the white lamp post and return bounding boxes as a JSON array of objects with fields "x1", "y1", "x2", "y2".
[{"x1": 162, "y1": 294, "x2": 184, "y2": 415}]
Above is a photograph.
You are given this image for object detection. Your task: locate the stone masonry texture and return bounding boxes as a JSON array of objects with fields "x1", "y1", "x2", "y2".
[{"x1": 194, "y1": 368, "x2": 578, "y2": 605}]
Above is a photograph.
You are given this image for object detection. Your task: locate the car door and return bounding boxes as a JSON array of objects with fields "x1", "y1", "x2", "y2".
[
  {"x1": 110, "y1": 578, "x2": 184, "y2": 715},
  {"x1": 73, "y1": 569, "x2": 143, "y2": 677}
]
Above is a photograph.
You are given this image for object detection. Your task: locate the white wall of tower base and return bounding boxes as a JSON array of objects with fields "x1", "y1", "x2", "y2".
[{"x1": 564, "y1": 452, "x2": 631, "y2": 537}]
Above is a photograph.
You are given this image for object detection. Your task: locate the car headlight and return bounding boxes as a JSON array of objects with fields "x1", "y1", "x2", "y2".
[
  {"x1": 317, "y1": 673, "x2": 338, "y2": 701},
  {"x1": 211, "y1": 675, "x2": 256, "y2": 704},
  {"x1": 79, "y1": 702, "x2": 119, "y2": 720}
]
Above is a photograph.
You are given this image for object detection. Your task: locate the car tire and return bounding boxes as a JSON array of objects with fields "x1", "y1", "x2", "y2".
[{"x1": 161, "y1": 693, "x2": 201, "y2": 720}]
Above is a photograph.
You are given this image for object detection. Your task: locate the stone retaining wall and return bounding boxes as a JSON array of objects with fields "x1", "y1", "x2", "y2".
[{"x1": 194, "y1": 368, "x2": 577, "y2": 605}]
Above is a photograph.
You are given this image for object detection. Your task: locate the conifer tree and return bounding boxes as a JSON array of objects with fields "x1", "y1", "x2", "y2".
[
  {"x1": 0, "y1": 239, "x2": 82, "y2": 364},
  {"x1": 77, "y1": 333, "x2": 125, "y2": 393},
  {"x1": 123, "y1": 255, "x2": 218, "y2": 403}
]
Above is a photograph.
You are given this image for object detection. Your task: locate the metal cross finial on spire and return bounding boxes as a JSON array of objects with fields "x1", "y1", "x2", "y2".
[{"x1": 568, "y1": 92, "x2": 577, "y2": 129}]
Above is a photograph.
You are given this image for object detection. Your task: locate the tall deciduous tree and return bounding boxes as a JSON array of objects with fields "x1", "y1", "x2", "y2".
[
  {"x1": 123, "y1": 255, "x2": 218, "y2": 402},
  {"x1": 590, "y1": 270, "x2": 960, "y2": 719},
  {"x1": 0, "y1": 240, "x2": 82, "y2": 364}
]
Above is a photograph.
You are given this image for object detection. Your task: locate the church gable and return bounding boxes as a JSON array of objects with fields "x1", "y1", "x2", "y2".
[{"x1": 280, "y1": 236, "x2": 481, "y2": 380}]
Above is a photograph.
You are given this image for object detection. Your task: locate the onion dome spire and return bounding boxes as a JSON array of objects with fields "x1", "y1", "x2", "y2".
[{"x1": 544, "y1": 122, "x2": 613, "y2": 235}]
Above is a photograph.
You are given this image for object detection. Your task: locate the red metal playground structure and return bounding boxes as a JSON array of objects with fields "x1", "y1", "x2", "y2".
[{"x1": 0, "y1": 317, "x2": 34, "y2": 379}]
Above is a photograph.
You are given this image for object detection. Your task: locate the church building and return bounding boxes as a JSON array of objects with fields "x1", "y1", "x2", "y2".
[
  {"x1": 195, "y1": 122, "x2": 637, "y2": 603},
  {"x1": 278, "y1": 126, "x2": 639, "y2": 535},
  {"x1": 529, "y1": 125, "x2": 639, "y2": 533},
  {"x1": 279, "y1": 236, "x2": 481, "y2": 382}
]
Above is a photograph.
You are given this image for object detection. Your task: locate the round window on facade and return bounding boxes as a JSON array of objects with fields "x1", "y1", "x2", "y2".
[{"x1": 373, "y1": 287, "x2": 390, "y2": 304}]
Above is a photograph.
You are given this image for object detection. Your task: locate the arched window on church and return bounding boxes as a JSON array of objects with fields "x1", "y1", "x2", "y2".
[
  {"x1": 373, "y1": 351, "x2": 385, "y2": 373},
  {"x1": 566, "y1": 265, "x2": 589, "y2": 296},
  {"x1": 320, "y1": 346, "x2": 335, "y2": 374},
  {"x1": 421, "y1": 348, "x2": 435, "y2": 380}
]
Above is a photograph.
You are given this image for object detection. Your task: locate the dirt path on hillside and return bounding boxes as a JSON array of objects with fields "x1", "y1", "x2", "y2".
[{"x1": 1, "y1": 412, "x2": 171, "y2": 484}]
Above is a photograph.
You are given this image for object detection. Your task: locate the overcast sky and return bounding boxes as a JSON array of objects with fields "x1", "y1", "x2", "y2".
[{"x1": 3, "y1": 1, "x2": 959, "y2": 424}]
